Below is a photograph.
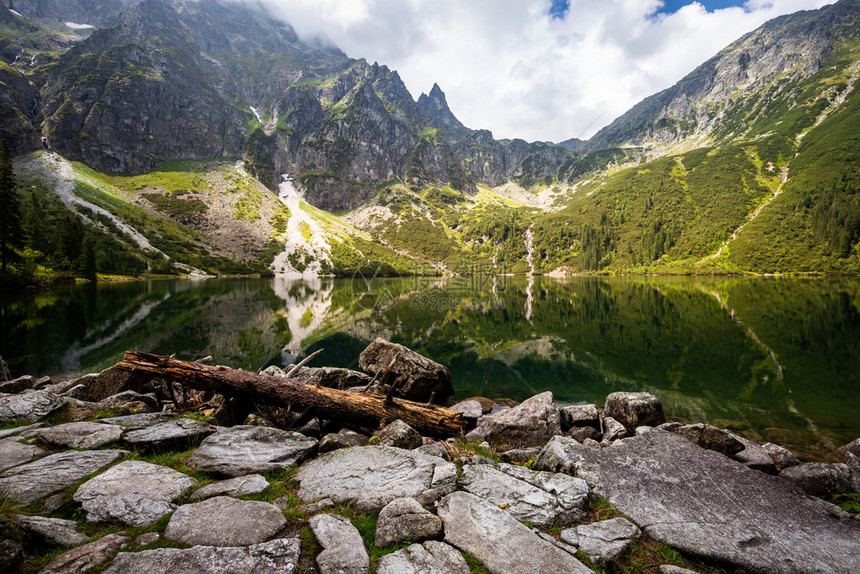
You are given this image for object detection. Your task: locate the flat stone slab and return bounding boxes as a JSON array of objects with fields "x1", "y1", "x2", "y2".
[
  {"x1": 34, "y1": 421, "x2": 123, "y2": 449},
  {"x1": 13, "y1": 514, "x2": 88, "y2": 547},
  {"x1": 0, "y1": 449, "x2": 127, "y2": 504},
  {"x1": 164, "y1": 496, "x2": 286, "y2": 546},
  {"x1": 437, "y1": 491, "x2": 592, "y2": 574},
  {"x1": 376, "y1": 541, "x2": 469, "y2": 574},
  {"x1": 0, "y1": 422, "x2": 44, "y2": 439},
  {"x1": 40, "y1": 533, "x2": 129, "y2": 574},
  {"x1": 98, "y1": 412, "x2": 177, "y2": 428},
  {"x1": 102, "y1": 538, "x2": 301, "y2": 574},
  {"x1": 534, "y1": 431, "x2": 860, "y2": 574},
  {"x1": 189, "y1": 474, "x2": 270, "y2": 501},
  {"x1": 0, "y1": 391, "x2": 66, "y2": 423},
  {"x1": 310, "y1": 513, "x2": 369, "y2": 574},
  {"x1": 185, "y1": 426, "x2": 317, "y2": 477},
  {"x1": 375, "y1": 497, "x2": 443, "y2": 547},
  {"x1": 73, "y1": 460, "x2": 197, "y2": 526},
  {"x1": 560, "y1": 517, "x2": 641, "y2": 566},
  {"x1": 124, "y1": 418, "x2": 217, "y2": 450},
  {"x1": 0, "y1": 438, "x2": 45, "y2": 472},
  {"x1": 458, "y1": 461, "x2": 588, "y2": 528},
  {"x1": 295, "y1": 446, "x2": 456, "y2": 512}
]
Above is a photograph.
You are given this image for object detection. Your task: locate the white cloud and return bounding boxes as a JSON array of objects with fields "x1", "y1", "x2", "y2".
[{"x1": 237, "y1": 0, "x2": 835, "y2": 142}]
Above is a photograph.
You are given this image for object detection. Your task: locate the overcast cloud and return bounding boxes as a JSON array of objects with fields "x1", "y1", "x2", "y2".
[{"x1": 238, "y1": 0, "x2": 835, "y2": 142}]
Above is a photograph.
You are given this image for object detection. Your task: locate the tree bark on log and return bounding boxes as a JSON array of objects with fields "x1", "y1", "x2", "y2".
[{"x1": 115, "y1": 351, "x2": 465, "y2": 437}]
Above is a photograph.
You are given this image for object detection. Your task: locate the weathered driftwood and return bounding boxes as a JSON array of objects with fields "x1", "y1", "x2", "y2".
[{"x1": 115, "y1": 352, "x2": 465, "y2": 437}]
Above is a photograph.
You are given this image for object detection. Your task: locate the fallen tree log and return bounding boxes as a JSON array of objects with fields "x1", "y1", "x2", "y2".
[{"x1": 115, "y1": 351, "x2": 465, "y2": 437}]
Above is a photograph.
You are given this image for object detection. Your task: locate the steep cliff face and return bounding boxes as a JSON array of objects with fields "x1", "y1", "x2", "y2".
[{"x1": 588, "y1": 0, "x2": 859, "y2": 151}]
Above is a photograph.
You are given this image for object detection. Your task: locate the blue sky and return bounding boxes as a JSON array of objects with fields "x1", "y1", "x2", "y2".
[{"x1": 241, "y1": 0, "x2": 836, "y2": 142}]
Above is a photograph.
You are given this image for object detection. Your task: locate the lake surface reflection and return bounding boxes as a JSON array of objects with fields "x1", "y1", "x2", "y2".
[{"x1": 2, "y1": 275, "x2": 858, "y2": 459}]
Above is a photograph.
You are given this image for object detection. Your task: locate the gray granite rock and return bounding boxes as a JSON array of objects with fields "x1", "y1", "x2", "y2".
[
  {"x1": 296, "y1": 446, "x2": 456, "y2": 512},
  {"x1": 0, "y1": 438, "x2": 45, "y2": 472},
  {"x1": 0, "y1": 375, "x2": 35, "y2": 394},
  {"x1": 568, "y1": 426, "x2": 602, "y2": 443},
  {"x1": 124, "y1": 418, "x2": 216, "y2": 450},
  {"x1": 534, "y1": 430, "x2": 860, "y2": 574},
  {"x1": 12, "y1": 515, "x2": 87, "y2": 547},
  {"x1": 0, "y1": 391, "x2": 66, "y2": 423},
  {"x1": 0, "y1": 422, "x2": 44, "y2": 439},
  {"x1": 376, "y1": 541, "x2": 469, "y2": 574},
  {"x1": 835, "y1": 438, "x2": 860, "y2": 463},
  {"x1": 458, "y1": 462, "x2": 588, "y2": 528},
  {"x1": 451, "y1": 400, "x2": 482, "y2": 422},
  {"x1": 0, "y1": 538, "x2": 23, "y2": 574},
  {"x1": 499, "y1": 447, "x2": 541, "y2": 464},
  {"x1": 189, "y1": 474, "x2": 270, "y2": 501},
  {"x1": 375, "y1": 497, "x2": 443, "y2": 547},
  {"x1": 134, "y1": 532, "x2": 160, "y2": 547},
  {"x1": 102, "y1": 538, "x2": 301, "y2": 574},
  {"x1": 97, "y1": 412, "x2": 177, "y2": 428},
  {"x1": 319, "y1": 428, "x2": 368, "y2": 453},
  {"x1": 374, "y1": 420, "x2": 423, "y2": 449},
  {"x1": 60, "y1": 384, "x2": 90, "y2": 401},
  {"x1": 415, "y1": 441, "x2": 451, "y2": 460},
  {"x1": 164, "y1": 496, "x2": 286, "y2": 546},
  {"x1": 73, "y1": 460, "x2": 197, "y2": 526},
  {"x1": 671, "y1": 423, "x2": 744, "y2": 456},
  {"x1": 762, "y1": 442, "x2": 801, "y2": 471},
  {"x1": 437, "y1": 491, "x2": 592, "y2": 574},
  {"x1": 359, "y1": 338, "x2": 454, "y2": 403},
  {"x1": 780, "y1": 463, "x2": 854, "y2": 499},
  {"x1": 601, "y1": 416, "x2": 629, "y2": 443},
  {"x1": 34, "y1": 421, "x2": 123, "y2": 450},
  {"x1": 560, "y1": 517, "x2": 641, "y2": 566},
  {"x1": 602, "y1": 392, "x2": 665, "y2": 433},
  {"x1": 658, "y1": 566, "x2": 700, "y2": 574},
  {"x1": 80, "y1": 366, "x2": 150, "y2": 402},
  {"x1": 0, "y1": 449, "x2": 127, "y2": 504},
  {"x1": 310, "y1": 513, "x2": 369, "y2": 574},
  {"x1": 39, "y1": 533, "x2": 129, "y2": 574},
  {"x1": 726, "y1": 431, "x2": 775, "y2": 473},
  {"x1": 185, "y1": 426, "x2": 317, "y2": 477},
  {"x1": 465, "y1": 392, "x2": 561, "y2": 451},
  {"x1": 560, "y1": 404, "x2": 599, "y2": 430},
  {"x1": 97, "y1": 390, "x2": 159, "y2": 413}
]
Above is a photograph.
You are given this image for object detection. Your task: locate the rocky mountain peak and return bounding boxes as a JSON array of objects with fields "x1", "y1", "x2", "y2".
[{"x1": 417, "y1": 83, "x2": 471, "y2": 143}]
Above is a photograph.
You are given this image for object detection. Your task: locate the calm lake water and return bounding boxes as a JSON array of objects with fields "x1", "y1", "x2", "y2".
[{"x1": 2, "y1": 275, "x2": 859, "y2": 460}]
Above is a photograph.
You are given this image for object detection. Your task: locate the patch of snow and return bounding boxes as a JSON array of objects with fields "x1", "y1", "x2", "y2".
[
  {"x1": 249, "y1": 106, "x2": 263, "y2": 124},
  {"x1": 278, "y1": 174, "x2": 299, "y2": 200},
  {"x1": 9, "y1": 9, "x2": 23, "y2": 17},
  {"x1": 65, "y1": 22, "x2": 95, "y2": 30}
]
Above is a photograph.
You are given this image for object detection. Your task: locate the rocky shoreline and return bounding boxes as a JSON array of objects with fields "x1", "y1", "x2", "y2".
[{"x1": 0, "y1": 341, "x2": 859, "y2": 574}]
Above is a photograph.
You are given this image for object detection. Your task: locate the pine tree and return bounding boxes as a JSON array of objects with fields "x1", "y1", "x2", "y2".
[
  {"x1": 22, "y1": 190, "x2": 44, "y2": 251},
  {"x1": 0, "y1": 139, "x2": 22, "y2": 271},
  {"x1": 78, "y1": 233, "x2": 97, "y2": 282}
]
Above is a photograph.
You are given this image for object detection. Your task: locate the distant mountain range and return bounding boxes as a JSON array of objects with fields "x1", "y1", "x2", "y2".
[{"x1": 1, "y1": 0, "x2": 858, "y2": 276}]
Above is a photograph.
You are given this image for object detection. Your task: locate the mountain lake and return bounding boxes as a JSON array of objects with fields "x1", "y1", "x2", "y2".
[{"x1": 2, "y1": 275, "x2": 858, "y2": 460}]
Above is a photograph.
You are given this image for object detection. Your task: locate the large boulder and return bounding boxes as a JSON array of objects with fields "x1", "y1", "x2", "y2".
[
  {"x1": 164, "y1": 496, "x2": 286, "y2": 546},
  {"x1": 560, "y1": 404, "x2": 599, "y2": 430},
  {"x1": 295, "y1": 446, "x2": 456, "y2": 512},
  {"x1": 602, "y1": 392, "x2": 665, "y2": 433},
  {"x1": 359, "y1": 339, "x2": 453, "y2": 403},
  {"x1": 458, "y1": 461, "x2": 588, "y2": 528},
  {"x1": 376, "y1": 541, "x2": 469, "y2": 574},
  {"x1": 779, "y1": 463, "x2": 854, "y2": 499},
  {"x1": 835, "y1": 438, "x2": 860, "y2": 463},
  {"x1": 75, "y1": 366, "x2": 151, "y2": 402},
  {"x1": 375, "y1": 498, "x2": 443, "y2": 547},
  {"x1": 466, "y1": 392, "x2": 561, "y2": 451},
  {"x1": 762, "y1": 442, "x2": 801, "y2": 472},
  {"x1": 437, "y1": 491, "x2": 593, "y2": 574},
  {"x1": 185, "y1": 426, "x2": 318, "y2": 477},
  {"x1": 102, "y1": 538, "x2": 301, "y2": 574},
  {"x1": 34, "y1": 421, "x2": 123, "y2": 450},
  {"x1": 725, "y1": 431, "x2": 776, "y2": 474},
  {"x1": 310, "y1": 514, "x2": 369, "y2": 574},
  {"x1": 532, "y1": 430, "x2": 860, "y2": 574},
  {"x1": 73, "y1": 460, "x2": 197, "y2": 526},
  {"x1": 0, "y1": 375, "x2": 36, "y2": 394},
  {"x1": 0, "y1": 449, "x2": 127, "y2": 504}
]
